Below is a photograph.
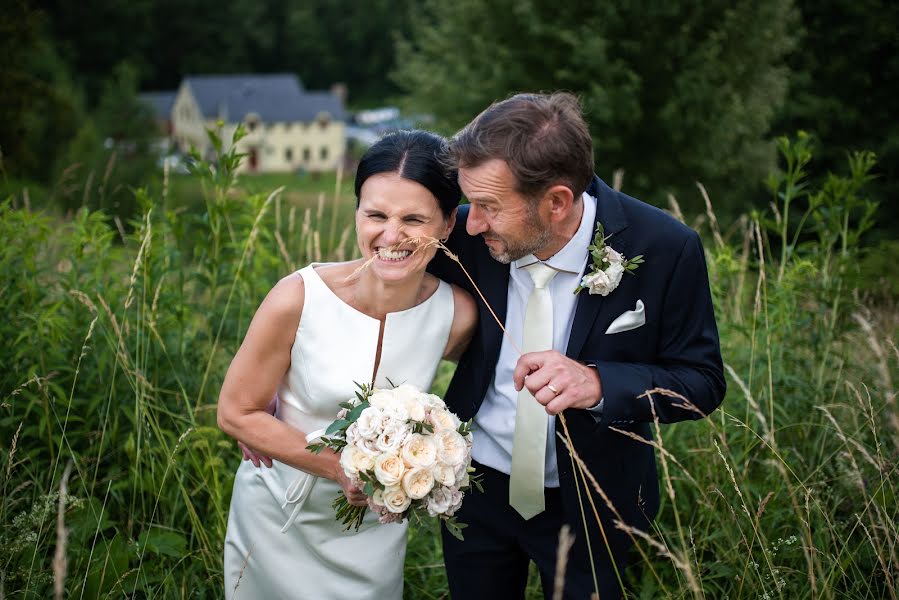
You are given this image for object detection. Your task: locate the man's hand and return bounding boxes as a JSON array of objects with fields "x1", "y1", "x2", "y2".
[{"x1": 513, "y1": 350, "x2": 602, "y2": 415}]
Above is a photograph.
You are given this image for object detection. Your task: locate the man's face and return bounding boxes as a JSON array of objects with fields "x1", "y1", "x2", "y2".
[{"x1": 458, "y1": 159, "x2": 551, "y2": 264}]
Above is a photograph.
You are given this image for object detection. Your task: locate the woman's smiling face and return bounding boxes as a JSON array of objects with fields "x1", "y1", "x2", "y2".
[{"x1": 355, "y1": 172, "x2": 455, "y2": 282}]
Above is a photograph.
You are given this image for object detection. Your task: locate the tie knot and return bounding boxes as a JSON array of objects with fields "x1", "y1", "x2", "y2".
[{"x1": 524, "y1": 262, "x2": 558, "y2": 289}]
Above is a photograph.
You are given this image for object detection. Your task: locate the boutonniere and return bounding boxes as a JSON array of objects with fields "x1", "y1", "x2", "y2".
[{"x1": 575, "y1": 222, "x2": 643, "y2": 296}]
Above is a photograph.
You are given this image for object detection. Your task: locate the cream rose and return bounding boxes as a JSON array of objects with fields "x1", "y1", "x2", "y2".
[
  {"x1": 373, "y1": 453, "x2": 405, "y2": 487},
  {"x1": 339, "y1": 445, "x2": 375, "y2": 477},
  {"x1": 432, "y1": 462, "x2": 457, "y2": 487},
  {"x1": 401, "y1": 433, "x2": 438, "y2": 468},
  {"x1": 428, "y1": 408, "x2": 461, "y2": 431},
  {"x1": 402, "y1": 468, "x2": 435, "y2": 500},
  {"x1": 381, "y1": 485, "x2": 412, "y2": 514},
  {"x1": 435, "y1": 429, "x2": 467, "y2": 466}
]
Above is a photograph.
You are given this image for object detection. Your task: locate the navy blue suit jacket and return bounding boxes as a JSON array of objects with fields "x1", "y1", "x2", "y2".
[{"x1": 429, "y1": 176, "x2": 725, "y2": 558}]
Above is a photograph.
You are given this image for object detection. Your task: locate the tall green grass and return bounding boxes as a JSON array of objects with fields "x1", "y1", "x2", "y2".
[{"x1": 0, "y1": 130, "x2": 894, "y2": 599}]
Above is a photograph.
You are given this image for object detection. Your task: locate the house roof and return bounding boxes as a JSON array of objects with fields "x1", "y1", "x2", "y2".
[
  {"x1": 138, "y1": 91, "x2": 176, "y2": 119},
  {"x1": 183, "y1": 74, "x2": 346, "y2": 123}
]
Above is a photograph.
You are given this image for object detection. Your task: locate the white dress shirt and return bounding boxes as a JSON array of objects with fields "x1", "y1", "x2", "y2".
[{"x1": 471, "y1": 193, "x2": 598, "y2": 487}]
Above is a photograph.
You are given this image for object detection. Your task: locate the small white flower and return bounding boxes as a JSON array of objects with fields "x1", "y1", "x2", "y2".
[
  {"x1": 375, "y1": 428, "x2": 405, "y2": 453},
  {"x1": 426, "y1": 486, "x2": 453, "y2": 516},
  {"x1": 355, "y1": 406, "x2": 383, "y2": 439}
]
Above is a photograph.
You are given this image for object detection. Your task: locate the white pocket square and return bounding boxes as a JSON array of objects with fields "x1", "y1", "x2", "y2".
[{"x1": 605, "y1": 300, "x2": 646, "y2": 334}]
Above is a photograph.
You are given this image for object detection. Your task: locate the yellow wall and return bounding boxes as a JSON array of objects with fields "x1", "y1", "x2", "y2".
[{"x1": 170, "y1": 85, "x2": 347, "y2": 173}]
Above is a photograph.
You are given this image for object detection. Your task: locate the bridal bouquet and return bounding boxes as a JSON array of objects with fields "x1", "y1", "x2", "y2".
[{"x1": 307, "y1": 382, "x2": 479, "y2": 539}]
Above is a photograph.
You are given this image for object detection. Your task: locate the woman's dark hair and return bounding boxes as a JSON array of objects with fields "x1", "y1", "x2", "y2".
[{"x1": 354, "y1": 130, "x2": 461, "y2": 218}]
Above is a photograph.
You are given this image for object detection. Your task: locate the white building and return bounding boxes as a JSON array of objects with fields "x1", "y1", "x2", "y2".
[{"x1": 170, "y1": 74, "x2": 347, "y2": 173}]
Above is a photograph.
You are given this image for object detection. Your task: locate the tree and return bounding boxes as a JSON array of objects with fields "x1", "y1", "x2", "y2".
[
  {"x1": 774, "y1": 0, "x2": 899, "y2": 238},
  {"x1": 394, "y1": 0, "x2": 799, "y2": 213}
]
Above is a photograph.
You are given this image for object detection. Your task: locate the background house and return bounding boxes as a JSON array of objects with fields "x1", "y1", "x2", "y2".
[{"x1": 170, "y1": 74, "x2": 347, "y2": 173}]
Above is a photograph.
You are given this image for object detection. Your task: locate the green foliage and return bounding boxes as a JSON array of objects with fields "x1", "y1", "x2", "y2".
[
  {"x1": 775, "y1": 0, "x2": 899, "y2": 236},
  {"x1": 394, "y1": 0, "x2": 799, "y2": 213},
  {"x1": 1, "y1": 132, "x2": 895, "y2": 599}
]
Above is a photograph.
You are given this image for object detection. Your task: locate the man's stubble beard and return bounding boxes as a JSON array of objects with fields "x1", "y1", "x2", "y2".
[{"x1": 485, "y1": 209, "x2": 552, "y2": 264}]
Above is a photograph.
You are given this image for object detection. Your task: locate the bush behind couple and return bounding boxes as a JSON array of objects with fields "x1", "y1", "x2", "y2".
[{"x1": 217, "y1": 92, "x2": 725, "y2": 599}]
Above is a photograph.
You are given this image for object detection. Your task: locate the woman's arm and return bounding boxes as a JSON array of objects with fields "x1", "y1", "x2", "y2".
[
  {"x1": 443, "y1": 284, "x2": 478, "y2": 362},
  {"x1": 216, "y1": 273, "x2": 365, "y2": 503}
]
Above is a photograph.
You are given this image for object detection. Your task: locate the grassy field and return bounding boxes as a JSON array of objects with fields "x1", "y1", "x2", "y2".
[{"x1": 1, "y1": 134, "x2": 896, "y2": 599}]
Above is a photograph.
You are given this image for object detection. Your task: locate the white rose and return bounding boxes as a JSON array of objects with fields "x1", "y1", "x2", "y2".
[
  {"x1": 401, "y1": 433, "x2": 438, "y2": 468},
  {"x1": 432, "y1": 462, "x2": 457, "y2": 487},
  {"x1": 356, "y1": 436, "x2": 380, "y2": 456},
  {"x1": 448, "y1": 489, "x2": 464, "y2": 515},
  {"x1": 367, "y1": 390, "x2": 395, "y2": 409},
  {"x1": 605, "y1": 247, "x2": 623, "y2": 264},
  {"x1": 428, "y1": 408, "x2": 460, "y2": 431},
  {"x1": 582, "y1": 269, "x2": 613, "y2": 296},
  {"x1": 381, "y1": 485, "x2": 412, "y2": 514},
  {"x1": 435, "y1": 429, "x2": 467, "y2": 466},
  {"x1": 426, "y1": 486, "x2": 453, "y2": 516},
  {"x1": 373, "y1": 453, "x2": 406, "y2": 487},
  {"x1": 355, "y1": 406, "x2": 383, "y2": 439},
  {"x1": 376, "y1": 427, "x2": 405, "y2": 453},
  {"x1": 402, "y1": 468, "x2": 435, "y2": 500},
  {"x1": 422, "y1": 393, "x2": 446, "y2": 410},
  {"x1": 404, "y1": 399, "x2": 426, "y2": 422},
  {"x1": 339, "y1": 445, "x2": 375, "y2": 477},
  {"x1": 605, "y1": 261, "x2": 625, "y2": 290},
  {"x1": 392, "y1": 384, "x2": 422, "y2": 404}
]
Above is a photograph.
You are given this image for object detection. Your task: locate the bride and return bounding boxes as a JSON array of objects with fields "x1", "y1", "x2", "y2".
[{"x1": 217, "y1": 130, "x2": 477, "y2": 599}]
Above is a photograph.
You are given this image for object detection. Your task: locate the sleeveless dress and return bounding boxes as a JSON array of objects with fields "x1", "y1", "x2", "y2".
[{"x1": 224, "y1": 265, "x2": 455, "y2": 599}]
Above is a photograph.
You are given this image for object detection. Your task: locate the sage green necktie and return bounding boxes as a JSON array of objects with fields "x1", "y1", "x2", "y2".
[{"x1": 509, "y1": 262, "x2": 557, "y2": 520}]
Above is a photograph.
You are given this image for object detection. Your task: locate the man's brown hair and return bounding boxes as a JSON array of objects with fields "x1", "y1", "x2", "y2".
[{"x1": 449, "y1": 92, "x2": 594, "y2": 201}]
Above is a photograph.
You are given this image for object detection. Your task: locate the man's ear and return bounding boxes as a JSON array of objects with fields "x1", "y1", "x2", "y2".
[{"x1": 544, "y1": 184, "x2": 575, "y2": 220}]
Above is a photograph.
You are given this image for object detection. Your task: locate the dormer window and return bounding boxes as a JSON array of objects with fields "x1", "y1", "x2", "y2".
[
  {"x1": 246, "y1": 113, "x2": 260, "y2": 132},
  {"x1": 317, "y1": 111, "x2": 331, "y2": 130}
]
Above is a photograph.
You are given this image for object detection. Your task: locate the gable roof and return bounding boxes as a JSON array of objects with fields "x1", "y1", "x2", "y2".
[
  {"x1": 138, "y1": 91, "x2": 176, "y2": 119},
  {"x1": 183, "y1": 74, "x2": 346, "y2": 123}
]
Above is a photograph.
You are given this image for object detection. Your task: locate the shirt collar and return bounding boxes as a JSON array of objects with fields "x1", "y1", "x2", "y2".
[{"x1": 514, "y1": 192, "x2": 598, "y2": 274}]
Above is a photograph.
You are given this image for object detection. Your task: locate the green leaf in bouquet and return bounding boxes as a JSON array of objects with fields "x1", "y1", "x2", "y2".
[
  {"x1": 444, "y1": 517, "x2": 468, "y2": 541},
  {"x1": 325, "y1": 419, "x2": 351, "y2": 435},
  {"x1": 338, "y1": 401, "x2": 355, "y2": 410},
  {"x1": 306, "y1": 442, "x2": 325, "y2": 454},
  {"x1": 411, "y1": 420, "x2": 434, "y2": 434},
  {"x1": 363, "y1": 481, "x2": 375, "y2": 496},
  {"x1": 346, "y1": 400, "x2": 370, "y2": 423}
]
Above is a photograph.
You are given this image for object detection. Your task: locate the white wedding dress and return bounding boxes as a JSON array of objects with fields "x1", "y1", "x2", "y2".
[{"x1": 224, "y1": 265, "x2": 455, "y2": 599}]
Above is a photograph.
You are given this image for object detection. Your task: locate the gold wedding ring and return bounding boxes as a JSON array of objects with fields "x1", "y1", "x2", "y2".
[{"x1": 547, "y1": 384, "x2": 560, "y2": 395}]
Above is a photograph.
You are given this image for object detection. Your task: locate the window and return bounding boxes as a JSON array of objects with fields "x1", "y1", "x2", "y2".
[
  {"x1": 320, "y1": 146, "x2": 329, "y2": 161},
  {"x1": 303, "y1": 147, "x2": 311, "y2": 162},
  {"x1": 285, "y1": 148, "x2": 293, "y2": 162},
  {"x1": 284, "y1": 122, "x2": 291, "y2": 131}
]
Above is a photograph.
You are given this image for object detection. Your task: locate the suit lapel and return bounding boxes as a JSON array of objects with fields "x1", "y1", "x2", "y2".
[
  {"x1": 478, "y1": 248, "x2": 511, "y2": 358},
  {"x1": 565, "y1": 176, "x2": 629, "y2": 358}
]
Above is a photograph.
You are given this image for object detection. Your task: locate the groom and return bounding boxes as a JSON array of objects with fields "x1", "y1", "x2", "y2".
[{"x1": 428, "y1": 92, "x2": 725, "y2": 599}]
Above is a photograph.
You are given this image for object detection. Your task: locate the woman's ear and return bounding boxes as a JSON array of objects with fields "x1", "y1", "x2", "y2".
[{"x1": 443, "y1": 208, "x2": 458, "y2": 240}]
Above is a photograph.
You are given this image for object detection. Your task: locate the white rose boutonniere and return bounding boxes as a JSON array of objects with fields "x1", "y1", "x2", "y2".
[{"x1": 575, "y1": 222, "x2": 643, "y2": 296}]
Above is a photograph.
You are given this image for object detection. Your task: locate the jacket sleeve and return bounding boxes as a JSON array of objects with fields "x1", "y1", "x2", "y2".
[{"x1": 590, "y1": 231, "x2": 725, "y2": 425}]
